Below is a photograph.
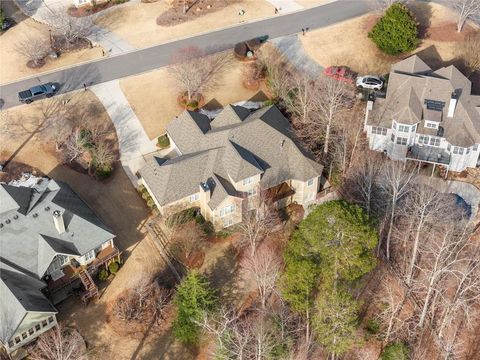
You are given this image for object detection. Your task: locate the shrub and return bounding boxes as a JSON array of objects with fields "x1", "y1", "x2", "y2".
[
  {"x1": 195, "y1": 213, "x2": 206, "y2": 225},
  {"x1": 368, "y1": 4, "x2": 419, "y2": 55},
  {"x1": 98, "y1": 269, "x2": 109, "y2": 281},
  {"x1": 146, "y1": 198, "x2": 155, "y2": 208},
  {"x1": 94, "y1": 164, "x2": 113, "y2": 180},
  {"x1": 157, "y1": 134, "x2": 170, "y2": 149},
  {"x1": 366, "y1": 319, "x2": 380, "y2": 334},
  {"x1": 109, "y1": 261, "x2": 120, "y2": 274},
  {"x1": 381, "y1": 342, "x2": 410, "y2": 360},
  {"x1": 202, "y1": 221, "x2": 215, "y2": 236}
]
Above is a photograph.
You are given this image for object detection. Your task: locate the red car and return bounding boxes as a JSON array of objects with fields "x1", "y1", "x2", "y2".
[{"x1": 323, "y1": 66, "x2": 356, "y2": 85}]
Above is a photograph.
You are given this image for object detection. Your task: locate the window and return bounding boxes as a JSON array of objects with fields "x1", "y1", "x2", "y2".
[
  {"x1": 398, "y1": 125, "x2": 409, "y2": 132},
  {"x1": 84, "y1": 250, "x2": 94, "y2": 262},
  {"x1": 22, "y1": 333, "x2": 27, "y2": 340},
  {"x1": 429, "y1": 137, "x2": 440, "y2": 147},
  {"x1": 42, "y1": 320, "x2": 48, "y2": 327},
  {"x1": 189, "y1": 193, "x2": 200, "y2": 202},
  {"x1": 307, "y1": 178, "x2": 314, "y2": 186},
  {"x1": 15, "y1": 337, "x2": 21, "y2": 344},
  {"x1": 243, "y1": 177, "x2": 254, "y2": 185},
  {"x1": 8, "y1": 341, "x2": 14, "y2": 348},
  {"x1": 426, "y1": 122, "x2": 438, "y2": 129},
  {"x1": 391, "y1": 134, "x2": 395, "y2": 142},
  {"x1": 48, "y1": 316, "x2": 54, "y2": 323},
  {"x1": 412, "y1": 124, "x2": 417, "y2": 131},
  {"x1": 453, "y1": 147, "x2": 464, "y2": 155},
  {"x1": 396, "y1": 137, "x2": 407, "y2": 145},
  {"x1": 247, "y1": 188, "x2": 257, "y2": 197},
  {"x1": 35, "y1": 324, "x2": 41, "y2": 331},
  {"x1": 29, "y1": 328, "x2": 34, "y2": 336},
  {"x1": 220, "y1": 204, "x2": 235, "y2": 217},
  {"x1": 372, "y1": 126, "x2": 387, "y2": 136},
  {"x1": 223, "y1": 219, "x2": 234, "y2": 227},
  {"x1": 466, "y1": 147, "x2": 470, "y2": 154},
  {"x1": 425, "y1": 99, "x2": 445, "y2": 111},
  {"x1": 392, "y1": 121, "x2": 396, "y2": 129}
]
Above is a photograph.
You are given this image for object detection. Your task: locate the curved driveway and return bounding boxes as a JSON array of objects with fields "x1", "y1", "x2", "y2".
[{"x1": 0, "y1": 0, "x2": 375, "y2": 110}]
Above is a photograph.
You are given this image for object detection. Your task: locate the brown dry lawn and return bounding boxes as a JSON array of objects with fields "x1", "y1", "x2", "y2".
[
  {"x1": 0, "y1": 19, "x2": 103, "y2": 85},
  {"x1": 96, "y1": 0, "x2": 275, "y2": 48},
  {"x1": 300, "y1": 2, "x2": 476, "y2": 75},
  {"x1": 120, "y1": 56, "x2": 268, "y2": 139}
]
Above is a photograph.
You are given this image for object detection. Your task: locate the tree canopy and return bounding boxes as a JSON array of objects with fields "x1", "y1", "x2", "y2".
[
  {"x1": 173, "y1": 270, "x2": 217, "y2": 344},
  {"x1": 368, "y1": 4, "x2": 419, "y2": 55}
]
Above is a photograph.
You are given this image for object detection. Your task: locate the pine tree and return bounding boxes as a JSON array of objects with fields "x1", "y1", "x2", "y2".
[
  {"x1": 173, "y1": 270, "x2": 217, "y2": 345},
  {"x1": 368, "y1": 4, "x2": 419, "y2": 55},
  {"x1": 314, "y1": 285, "x2": 359, "y2": 359}
]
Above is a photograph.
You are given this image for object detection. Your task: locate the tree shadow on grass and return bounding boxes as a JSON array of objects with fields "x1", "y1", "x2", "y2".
[{"x1": 205, "y1": 245, "x2": 241, "y2": 304}]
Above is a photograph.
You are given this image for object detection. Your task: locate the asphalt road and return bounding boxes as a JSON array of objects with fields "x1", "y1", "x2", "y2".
[{"x1": 0, "y1": 0, "x2": 375, "y2": 110}]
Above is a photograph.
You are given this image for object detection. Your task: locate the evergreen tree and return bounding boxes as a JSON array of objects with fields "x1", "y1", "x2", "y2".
[
  {"x1": 173, "y1": 270, "x2": 217, "y2": 345},
  {"x1": 369, "y1": 4, "x2": 419, "y2": 55},
  {"x1": 381, "y1": 341, "x2": 410, "y2": 360},
  {"x1": 314, "y1": 285, "x2": 359, "y2": 358}
]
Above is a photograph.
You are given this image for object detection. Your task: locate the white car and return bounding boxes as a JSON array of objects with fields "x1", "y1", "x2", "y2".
[{"x1": 356, "y1": 76, "x2": 383, "y2": 90}]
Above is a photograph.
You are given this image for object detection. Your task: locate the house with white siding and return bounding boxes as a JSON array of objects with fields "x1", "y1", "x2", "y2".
[
  {"x1": 139, "y1": 104, "x2": 325, "y2": 229},
  {"x1": 364, "y1": 55, "x2": 480, "y2": 174},
  {"x1": 0, "y1": 179, "x2": 118, "y2": 356}
]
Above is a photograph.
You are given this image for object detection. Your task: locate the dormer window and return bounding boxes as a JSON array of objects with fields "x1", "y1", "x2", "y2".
[
  {"x1": 243, "y1": 177, "x2": 254, "y2": 185},
  {"x1": 425, "y1": 121, "x2": 438, "y2": 129}
]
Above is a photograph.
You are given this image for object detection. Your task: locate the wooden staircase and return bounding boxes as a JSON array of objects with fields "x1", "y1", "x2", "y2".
[{"x1": 79, "y1": 269, "x2": 98, "y2": 305}]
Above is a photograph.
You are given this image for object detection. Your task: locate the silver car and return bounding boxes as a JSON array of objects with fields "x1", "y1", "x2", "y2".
[{"x1": 356, "y1": 76, "x2": 383, "y2": 90}]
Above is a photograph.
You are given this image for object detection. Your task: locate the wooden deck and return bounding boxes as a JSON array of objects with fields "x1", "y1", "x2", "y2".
[{"x1": 46, "y1": 245, "x2": 120, "y2": 293}]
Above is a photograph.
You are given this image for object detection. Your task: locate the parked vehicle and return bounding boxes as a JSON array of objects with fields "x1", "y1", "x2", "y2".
[
  {"x1": 18, "y1": 83, "x2": 57, "y2": 104},
  {"x1": 356, "y1": 75, "x2": 383, "y2": 90},
  {"x1": 1, "y1": 18, "x2": 15, "y2": 31},
  {"x1": 323, "y1": 66, "x2": 356, "y2": 84}
]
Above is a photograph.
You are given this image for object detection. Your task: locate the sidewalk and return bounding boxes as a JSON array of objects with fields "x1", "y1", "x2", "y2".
[
  {"x1": 14, "y1": 0, "x2": 136, "y2": 55},
  {"x1": 90, "y1": 80, "x2": 157, "y2": 185},
  {"x1": 265, "y1": 0, "x2": 303, "y2": 13}
]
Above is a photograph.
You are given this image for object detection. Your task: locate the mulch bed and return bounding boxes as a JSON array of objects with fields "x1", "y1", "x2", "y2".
[
  {"x1": 52, "y1": 36, "x2": 92, "y2": 53},
  {"x1": 156, "y1": 0, "x2": 242, "y2": 27}
]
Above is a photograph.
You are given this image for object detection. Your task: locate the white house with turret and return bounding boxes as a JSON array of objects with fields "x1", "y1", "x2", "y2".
[{"x1": 364, "y1": 55, "x2": 480, "y2": 173}]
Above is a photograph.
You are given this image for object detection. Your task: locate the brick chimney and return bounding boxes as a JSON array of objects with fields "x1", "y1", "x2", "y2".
[{"x1": 53, "y1": 210, "x2": 65, "y2": 234}]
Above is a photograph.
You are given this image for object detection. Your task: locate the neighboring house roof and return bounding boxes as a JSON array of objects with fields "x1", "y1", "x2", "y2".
[
  {"x1": 0, "y1": 263, "x2": 57, "y2": 344},
  {"x1": 368, "y1": 55, "x2": 480, "y2": 147},
  {"x1": 0, "y1": 179, "x2": 115, "y2": 279},
  {"x1": 140, "y1": 105, "x2": 323, "y2": 210}
]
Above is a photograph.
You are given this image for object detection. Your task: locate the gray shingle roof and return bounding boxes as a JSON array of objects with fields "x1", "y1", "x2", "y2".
[
  {"x1": 0, "y1": 179, "x2": 115, "y2": 279},
  {"x1": 0, "y1": 263, "x2": 56, "y2": 343},
  {"x1": 368, "y1": 55, "x2": 480, "y2": 147},
  {"x1": 140, "y1": 105, "x2": 323, "y2": 209}
]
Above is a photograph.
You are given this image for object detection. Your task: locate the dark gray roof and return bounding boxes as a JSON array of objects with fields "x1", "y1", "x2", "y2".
[
  {"x1": 0, "y1": 179, "x2": 115, "y2": 279},
  {"x1": 368, "y1": 55, "x2": 480, "y2": 147},
  {"x1": 140, "y1": 105, "x2": 323, "y2": 209},
  {"x1": 0, "y1": 263, "x2": 56, "y2": 343}
]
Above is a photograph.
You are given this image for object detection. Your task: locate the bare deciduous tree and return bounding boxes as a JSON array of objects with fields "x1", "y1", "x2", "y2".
[
  {"x1": 48, "y1": 9, "x2": 94, "y2": 49},
  {"x1": 379, "y1": 160, "x2": 415, "y2": 260},
  {"x1": 169, "y1": 221, "x2": 206, "y2": 268},
  {"x1": 241, "y1": 244, "x2": 282, "y2": 309},
  {"x1": 458, "y1": 30, "x2": 480, "y2": 74},
  {"x1": 413, "y1": 222, "x2": 470, "y2": 328},
  {"x1": 29, "y1": 324, "x2": 84, "y2": 360},
  {"x1": 114, "y1": 279, "x2": 171, "y2": 324},
  {"x1": 238, "y1": 188, "x2": 281, "y2": 256},
  {"x1": 255, "y1": 47, "x2": 293, "y2": 101},
  {"x1": 15, "y1": 35, "x2": 51, "y2": 67},
  {"x1": 91, "y1": 141, "x2": 116, "y2": 169},
  {"x1": 453, "y1": 0, "x2": 480, "y2": 32},
  {"x1": 283, "y1": 73, "x2": 320, "y2": 124},
  {"x1": 342, "y1": 151, "x2": 384, "y2": 217},
  {"x1": 169, "y1": 46, "x2": 233, "y2": 102}
]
